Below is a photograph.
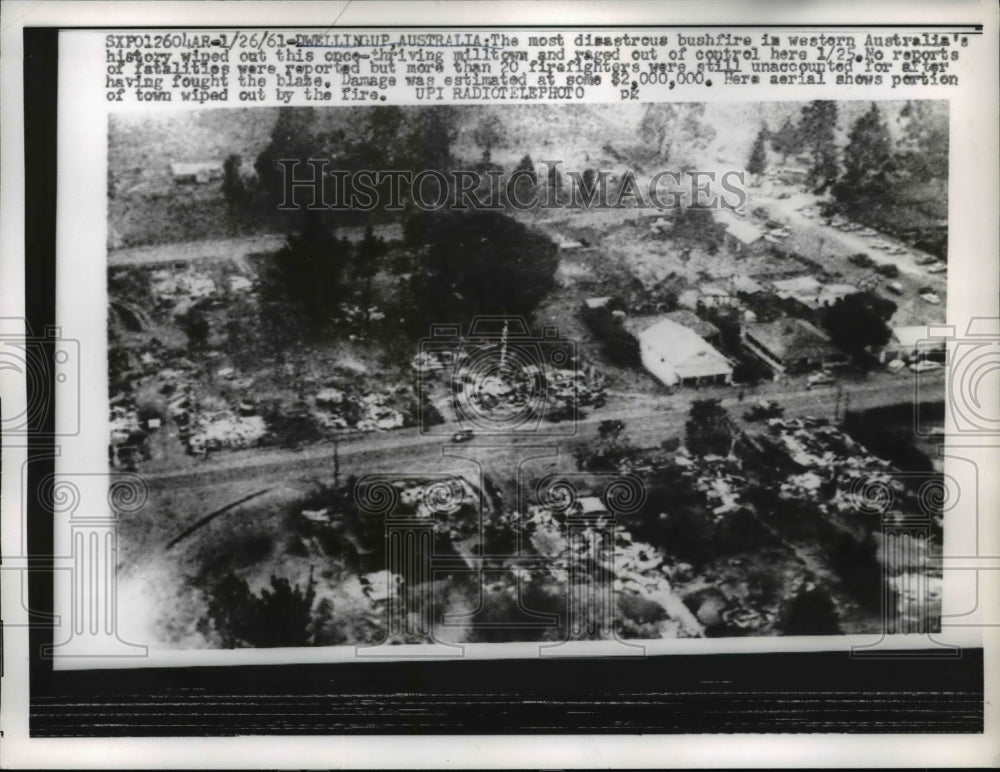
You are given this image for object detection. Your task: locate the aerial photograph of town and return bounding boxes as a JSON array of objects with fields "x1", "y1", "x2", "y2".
[{"x1": 107, "y1": 101, "x2": 949, "y2": 649}]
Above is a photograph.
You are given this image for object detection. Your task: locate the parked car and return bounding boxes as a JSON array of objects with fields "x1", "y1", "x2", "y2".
[
  {"x1": 885, "y1": 245, "x2": 908, "y2": 255},
  {"x1": 451, "y1": 429, "x2": 475, "y2": 443},
  {"x1": 858, "y1": 227, "x2": 878, "y2": 237},
  {"x1": 920, "y1": 292, "x2": 942, "y2": 305},
  {"x1": 927, "y1": 263, "x2": 948, "y2": 274},
  {"x1": 916, "y1": 254, "x2": 938, "y2": 265},
  {"x1": 806, "y1": 371, "x2": 836, "y2": 389},
  {"x1": 869, "y1": 239, "x2": 892, "y2": 250},
  {"x1": 909, "y1": 360, "x2": 943, "y2": 372},
  {"x1": 886, "y1": 281, "x2": 905, "y2": 295}
]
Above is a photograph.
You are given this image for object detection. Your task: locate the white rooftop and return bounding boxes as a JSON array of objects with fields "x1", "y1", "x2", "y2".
[
  {"x1": 724, "y1": 220, "x2": 764, "y2": 245},
  {"x1": 638, "y1": 319, "x2": 733, "y2": 380}
]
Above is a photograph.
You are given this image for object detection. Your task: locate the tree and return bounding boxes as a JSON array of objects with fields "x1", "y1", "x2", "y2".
[
  {"x1": 404, "y1": 105, "x2": 458, "y2": 173},
  {"x1": 833, "y1": 103, "x2": 897, "y2": 217},
  {"x1": 895, "y1": 100, "x2": 949, "y2": 182},
  {"x1": 617, "y1": 593, "x2": 668, "y2": 639},
  {"x1": 578, "y1": 419, "x2": 638, "y2": 471},
  {"x1": 403, "y1": 211, "x2": 558, "y2": 330},
  {"x1": 252, "y1": 571, "x2": 318, "y2": 647},
  {"x1": 507, "y1": 154, "x2": 538, "y2": 208},
  {"x1": 639, "y1": 103, "x2": 716, "y2": 168},
  {"x1": 747, "y1": 124, "x2": 769, "y2": 177},
  {"x1": 206, "y1": 570, "x2": 319, "y2": 647},
  {"x1": 259, "y1": 211, "x2": 352, "y2": 336},
  {"x1": 798, "y1": 101, "x2": 839, "y2": 191},
  {"x1": 222, "y1": 153, "x2": 246, "y2": 220},
  {"x1": 580, "y1": 305, "x2": 641, "y2": 368},
  {"x1": 361, "y1": 105, "x2": 405, "y2": 168},
  {"x1": 827, "y1": 532, "x2": 884, "y2": 610},
  {"x1": 354, "y1": 225, "x2": 388, "y2": 322},
  {"x1": 780, "y1": 582, "x2": 841, "y2": 635},
  {"x1": 822, "y1": 291, "x2": 895, "y2": 360},
  {"x1": 255, "y1": 107, "x2": 318, "y2": 214},
  {"x1": 672, "y1": 204, "x2": 724, "y2": 250},
  {"x1": 471, "y1": 113, "x2": 506, "y2": 164},
  {"x1": 770, "y1": 116, "x2": 802, "y2": 159},
  {"x1": 178, "y1": 304, "x2": 210, "y2": 350},
  {"x1": 685, "y1": 399, "x2": 734, "y2": 457}
]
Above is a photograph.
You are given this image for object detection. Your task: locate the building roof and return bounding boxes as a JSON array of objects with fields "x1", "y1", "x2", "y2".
[
  {"x1": 724, "y1": 220, "x2": 764, "y2": 245},
  {"x1": 575, "y1": 496, "x2": 608, "y2": 515},
  {"x1": 638, "y1": 319, "x2": 733, "y2": 379},
  {"x1": 700, "y1": 283, "x2": 731, "y2": 298},
  {"x1": 773, "y1": 276, "x2": 859, "y2": 309},
  {"x1": 663, "y1": 309, "x2": 721, "y2": 339},
  {"x1": 625, "y1": 311, "x2": 720, "y2": 341},
  {"x1": 815, "y1": 284, "x2": 860, "y2": 307},
  {"x1": 773, "y1": 276, "x2": 823, "y2": 296},
  {"x1": 744, "y1": 318, "x2": 841, "y2": 362},
  {"x1": 731, "y1": 275, "x2": 764, "y2": 294},
  {"x1": 170, "y1": 161, "x2": 223, "y2": 176},
  {"x1": 583, "y1": 296, "x2": 612, "y2": 309}
]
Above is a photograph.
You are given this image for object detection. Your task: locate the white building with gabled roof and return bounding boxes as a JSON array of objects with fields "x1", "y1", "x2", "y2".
[{"x1": 636, "y1": 318, "x2": 733, "y2": 388}]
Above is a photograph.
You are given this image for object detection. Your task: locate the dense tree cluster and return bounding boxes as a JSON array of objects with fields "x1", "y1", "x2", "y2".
[
  {"x1": 206, "y1": 571, "x2": 318, "y2": 648},
  {"x1": 765, "y1": 100, "x2": 948, "y2": 247},
  {"x1": 580, "y1": 301, "x2": 641, "y2": 369},
  {"x1": 638, "y1": 103, "x2": 717, "y2": 169},
  {"x1": 685, "y1": 399, "x2": 734, "y2": 457},
  {"x1": 402, "y1": 210, "x2": 559, "y2": 331},
  {"x1": 821, "y1": 291, "x2": 896, "y2": 360}
]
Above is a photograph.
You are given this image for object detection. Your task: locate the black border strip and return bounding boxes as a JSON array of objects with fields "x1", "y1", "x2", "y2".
[
  {"x1": 30, "y1": 650, "x2": 985, "y2": 736},
  {"x1": 46, "y1": 25, "x2": 989, "y2": 30},
  {"x1": 23, "y1": 23, "x2": 985, "y2": 737},
  {"x1": 24, "y1": 25, "x2": 59, "y2": 700}
]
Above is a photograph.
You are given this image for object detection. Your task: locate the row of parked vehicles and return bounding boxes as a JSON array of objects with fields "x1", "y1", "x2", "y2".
[{"x1": 796, "y1": 205, "x2": 948, "y2": 274}]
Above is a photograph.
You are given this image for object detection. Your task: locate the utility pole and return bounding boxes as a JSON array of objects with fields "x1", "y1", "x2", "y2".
[
  {"x1": 499, "y1": 318, "x2": 509, "y2": 372},
  {"x1": 333, "y1": 433, "x2": 341, "y2": 489}
]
